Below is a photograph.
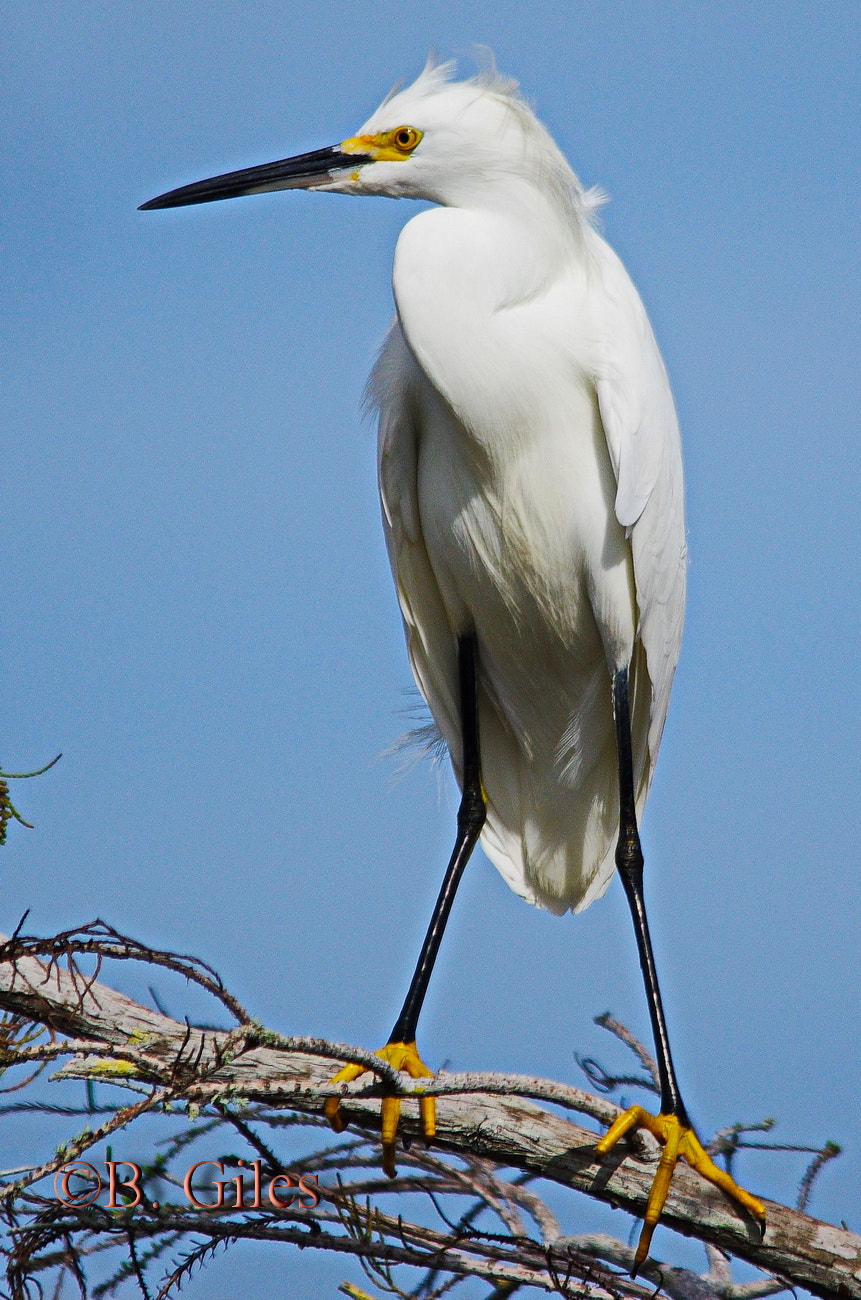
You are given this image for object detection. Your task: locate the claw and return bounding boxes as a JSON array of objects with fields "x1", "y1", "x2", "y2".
[
  {"x1": 596, "y1": 1106, "x2": 766, "y2": 1275},
  {"x1": 324, "y1": 1059, "x2": 366, "y2": 1131},
  {"x1": 325, "y1": 1041, "x2": 435, "y2": 1175},
  {"x1": 323, "y1": 1095, "x2": 348, "y2": 1132}
]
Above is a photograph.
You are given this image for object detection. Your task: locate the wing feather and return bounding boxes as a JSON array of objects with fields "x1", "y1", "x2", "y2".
[
  {"x1": 372, "y1": 322, "x2": 460, "y2": 743},
  {"x1": 593, "y1": 238, "x2": 687, "y2": 765}
]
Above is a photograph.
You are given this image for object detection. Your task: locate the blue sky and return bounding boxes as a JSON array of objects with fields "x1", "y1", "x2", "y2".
[{"x1": 3, "y1": 3, "x2": 859, "y2": 1294}]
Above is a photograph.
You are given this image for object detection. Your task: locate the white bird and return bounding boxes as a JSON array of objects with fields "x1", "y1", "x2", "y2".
[{"x1": 142, "y1": 58, "x2": 764, "y2": 1267}]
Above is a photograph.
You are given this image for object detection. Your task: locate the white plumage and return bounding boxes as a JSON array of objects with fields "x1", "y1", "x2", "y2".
[
  {"x1": 351, "y1": 62, "x2": 686, "y2": 914},
  {"x1": 142, "y1": 56, "x2": 686, "y2": 915},
  {"x1": 142, "y1": 63, "x2": 767, "y2": 1259}
]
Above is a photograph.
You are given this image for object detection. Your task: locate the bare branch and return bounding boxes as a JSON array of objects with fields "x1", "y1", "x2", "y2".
[
  {"x1": 593, "y1": 1014, "x2": 660, "y2": 1091},
  {"x1": 0, "y1": 930, "x2": 855, "y2": 1300},
  {"x1": 797, "y1": 1142, "x2": 841, "y2": 1214}
]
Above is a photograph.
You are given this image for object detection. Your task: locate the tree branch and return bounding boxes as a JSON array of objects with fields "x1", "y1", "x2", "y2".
[{"x1": 0, "y1": 927, "x2": 856, "y2": 1299}]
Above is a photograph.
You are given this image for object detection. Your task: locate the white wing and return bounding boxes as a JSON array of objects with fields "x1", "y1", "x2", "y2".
[
  {"x1": 373, "y1": 318, "x2": 552, "y2": 912},
  {"x1": 372, "y1": 321, "x2": 461, "y2": 746},
  {"x1": 592, "y1": 236, "x2": 687, "y2": 766}
]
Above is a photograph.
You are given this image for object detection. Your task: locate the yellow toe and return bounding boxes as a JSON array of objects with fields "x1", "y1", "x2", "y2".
[
  {"x1": 323, "y1": 1096, "x2": 347, "y2": 1131},
  {"x1": 324, "y1": 1040, "x2": 436, "y2": 1172},
  {"x1": 375, "y1": 1040, "x2": 434, "y2": 1083},
  {"x1": 324, "y1": 1060, "x2": 366, "y2": 1131},
  {"x1": 419, "y1": 1094, "x2": 437, "y2": 1139},
  {"x1": 596, "y1": 1106, "x2": 766, "y2": 1274}
]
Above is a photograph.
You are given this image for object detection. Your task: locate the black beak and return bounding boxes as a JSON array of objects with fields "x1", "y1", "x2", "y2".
[{"x1": 139, "y1": 145, "x2": 372, "y2": 210}]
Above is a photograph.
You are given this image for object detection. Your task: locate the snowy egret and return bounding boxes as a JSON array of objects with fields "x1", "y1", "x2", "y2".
[{"x1": 142, "y1": 59, "x2": 765, "y2": 1266}]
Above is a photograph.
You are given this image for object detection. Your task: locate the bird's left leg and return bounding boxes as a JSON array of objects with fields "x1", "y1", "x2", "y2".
[
  {"x1": 325, "y1": 633, "x2": 486, "y2": 1175},
  {"x1": 595, "y1": 666, "x2": 765, "y2": 1274}
]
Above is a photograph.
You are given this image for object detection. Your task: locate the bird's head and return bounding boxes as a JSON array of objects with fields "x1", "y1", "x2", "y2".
[{"x1": 140, "y1": 57, "x2": 592, "y2": 218}]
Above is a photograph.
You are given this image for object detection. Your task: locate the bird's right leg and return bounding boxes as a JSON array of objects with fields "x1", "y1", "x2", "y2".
[
  {"x1": 596, "y1": 665, "x2": 765, "y2": 1272},
  {"x1": 325, "y1": 632, "x2": 486, "y2": 1175}
]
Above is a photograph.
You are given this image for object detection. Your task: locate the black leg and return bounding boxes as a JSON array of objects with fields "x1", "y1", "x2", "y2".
[
  {"x1": 612, "y1": 666, "x2": 688, "y2": 1125},
  {"x1": 389, "y1": 632, "x2": 486, "y2": 1044},
  {"x1": 602, "y1": 666, "x2": 764, "y2": 1273},
  {"x1": 324, "y1": 633, "x2": 486, "y2": 1159}
]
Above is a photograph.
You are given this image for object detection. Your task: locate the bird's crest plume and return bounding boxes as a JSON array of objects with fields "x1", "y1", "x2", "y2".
[{"x1": 364, "y1": 53, "x2": 606, "y2": 223}]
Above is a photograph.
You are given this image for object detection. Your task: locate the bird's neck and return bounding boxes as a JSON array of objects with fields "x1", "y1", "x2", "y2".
[
  {"x1": 398, "y1": 197, "x2": 579, "y2": 308},
  {"x1": 392, "y1": 204, "x2": 592, "y2": 450}
]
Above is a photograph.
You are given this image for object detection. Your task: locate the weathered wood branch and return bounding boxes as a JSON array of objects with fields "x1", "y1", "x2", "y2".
[{"x1": 1, "y1": 934, "x2": 858, "y2": 1299}]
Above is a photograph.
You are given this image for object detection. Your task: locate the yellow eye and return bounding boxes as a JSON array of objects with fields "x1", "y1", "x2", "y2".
[
  {"x1": 391, "y1": 126, "x2": 421, "y2": 154},
  {"x1": 341, "y1": 126, "x2": 424, "y2": 163}
]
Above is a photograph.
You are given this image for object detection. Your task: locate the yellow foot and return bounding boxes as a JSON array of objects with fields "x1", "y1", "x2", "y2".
[
  {"x1": 323, "y1": 1041, "x2": 435, "y2": 1177},
  {"x1": 595, "y1": 1106, "x2": 766, "y2": 1274}
]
